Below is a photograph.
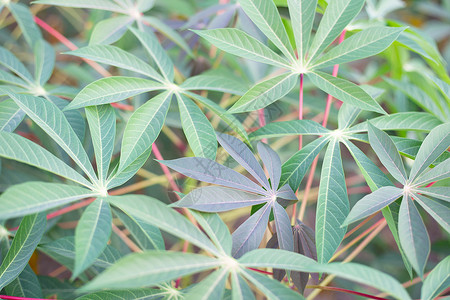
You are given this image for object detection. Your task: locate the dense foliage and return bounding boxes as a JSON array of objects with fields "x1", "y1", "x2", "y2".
[{"x1": 0, "y1": 0, "x2": 449, "y2": 299}]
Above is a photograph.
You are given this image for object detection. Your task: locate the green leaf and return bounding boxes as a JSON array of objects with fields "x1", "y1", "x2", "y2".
[
  {"x1": 287, "y1": 0, "x2": 317, "y2": 63},
  {"x1": 82, "y1": 251, "x2": 220, "y2": 291},
  {"x1": 177, "y1": 93, "x2": 217, "y2": 160},
  {"x1": 399, "y1": 196, "x2": 430, "y2": 278},
  {"x1": 0, "y1": 69, "x2": 28, "y2": 88},
  {"x1": 86, "y1": 105, "x2": 116, "y2": 184},
  {"x1": 421, "y1": 256, "x2": 450, "y2": 300},
  {"x1": 311, "y1": 27, "x2": 405, "y2": 69},
  {"x1": 343, "y1": 186, "x2": 403, "y2": 226},
  {"x1": 107, "y1": 195, "x2": 219, "y2": 256},
  {"x1": 0, "y1": 99, "x2": 25, "y2": 132},
  {"x1": 34, "y1": 0, "x2": 126, "y2": 13},
  {"x1": 249, "y1": 120, "x2": 330, "y2": 140},
  {"x1": 414, "y1": 158, "x2": 450, "y2": 186},
  {"x1": 280, "y1": 137, "x2": 329, "y2": 191},
  {"x1": 337, "y1": 103, "x2": 361, "y2": 129},
  {"x1": 67, "y1": 45, "x2": 163, "y2": 81},
  {"x1": 142, "y1": 16, "x2": 193, "y2": 56},
  {"x1": 307, "y1": 71, "x2": 385, "y2": 114},
  {"x1": 73, "y1": 198, "x2": 112, "y2": 279},
  {"x1": 240, "y1": 269, "x2": 303, "y2": 300},
  {"x1": 413, "y1": 193, "x2": 450, "y2": 234},
  {"x1": 349, "y1": 112, "x2": 442, "y2": 133},
  {"x1": 0, "y1": 213, "x2": 46, "y2": 290},
  {"x1": 129, "y1": 27, "x2": 174, "y2": 82},
  {"x1": 0, "y1": 182, "x2": 97, "y2": 220},
  {"x1": 76, "y1": 288, "x2": 165, "y2": 300},
  {"x1": 65, "y1": 77, "x2": 165, "y2": 110},
  {"x1": 0, "y1": 46, "x2": 33, "y2": 84},
  {"x1": 239, "y1": 0, "x2": 295, "y2": 60},
  {"x1": 8, "y1": 3, "x2": 42, "y2": 47},
  {"x1": 180, "y1": 74, "x2": 247, "y2": 95},
  {"x1": 184, "y1": 268, "x2": 228, "y2": 300},
  {"x1": 193, "y1": 28, "x2": 291, "y2": 68},
  {"x1": 229, "y1": 73, "x2": 297, "y2": 113},
  {"x1": 315, "y1": 139, "x2": 349, "y2": 263},
  {"x1": 89, "y1": 16, "x2": 133, "y2": 45},
  {"x1": 113, "y1": 91, "x2": 171, "y2": 185},
  {"x1": 368, "y1": 123, "x2": 408, "y2": 184},
  {"x1": 410, "y1": 122, "x2": 450, "y2": 181},
  {"x1": 4, "y1": 265, "x2": 42, "y2": 298},
  {"x1": 0, "y1": 131, "x2": 92, "y2": 188},
  {"x1": 34, "y1": 40, "x2": 55, "y2": 85},
  {"x1": 10, "y1": 93, "x2": 98, "y2": 183},
  {"x1": 307, "y1": 0, "x2": 365, "y2": 63},
  {"x1": 415, "y1": 187, "x2": 450, "y2": 202},
  {"x1": 230, "y1": 271, "x2": 255, "y2": 300}
]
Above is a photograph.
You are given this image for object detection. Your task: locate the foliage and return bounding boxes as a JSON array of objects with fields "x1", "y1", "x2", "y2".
[{"x1": 0, "y1": 0, "x2": 448, "y2": 299}]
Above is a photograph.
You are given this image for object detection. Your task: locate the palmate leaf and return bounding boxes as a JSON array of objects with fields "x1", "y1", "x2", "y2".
[
  {"x1": 368, "y1": 123, "x2": 408, "y2": 184},
  {"x1": 161, "y1": 158, "x2": 266, "y2": 195},
  {"x1": 0, "y1": 182, "x2": 97, "y2": 220},
  {"x1": 73, "y1": 198, "x2": 112, "y2": 279},
  {"x1": 67, "y1": 45, "x2": 163, "y2": 81},
  {"x1": 216, "y1": 132, "x2": 270, "y2": 189},
  {"x1": 412, "y1": 193, "x2": 450, "y2": 234},
  {"x1": 81, "y1": 251, "x2": 220, "y2": 291},
  {"x1": 65, "y1": 77, "x2": 165, "y2": 110},
  {"x1": 106, "y1": 195, "x2": 219, "y2": 256},
  {"x1": 257, "y1": 142, "x2": 281, "y2": 189},
  {"x1": 307, "y1": 71, "x2": 385, "y2": 114},
  {"x1": 311, "y1": 26, "x2": 405, "y2": 69},
  {"x1": 273, "y1": 202, "x2": 294, "y2": 251},
  {"x1": 228, "y1": 72, "x2": 298, "y2": 113},
  {"x1": 176, "y1": 93, "x2": 217, "y2": 160},
  {"x1": 76, "y1": 288, "x2": 166, "y2": 300},
  {"x1": 239, "y1": 0, "x2": 295, "y2": 61},
  {"x1": 399, "y1": 195, "x2": 430, "y2": 278},
  {"x1": 184, "y1": 268, "x2": 228, "y2": 300},
  {"x1": 287, "y1": 0, "x2": 317, "y2": 64},
  {"x1": 0, "y1": 132, "x2": 92, "y2": 188},
  {"x1": 89, "y1": 16, "x2": 133, "y2": 45},
  {"x1": 0, "y1": 99, "x2": 25, "y2": 132},
  {"x1": 315, "y1": 138, "x2": 349, "y2": 264},
  {"x1": 0, "y1": 213, "x2": 46, "y2": 290},
  {"x1": 193, "y1": 28, "x2": 291, "y2": 68},
  {"x1": 410, "y1": 122, "x2": 450, "y2": 181},
  {"x1": 249, "y1": 120, "x2": 330, "y2": 140},
  {"x1": 421, "y1": 256, "x2": 450, "y2": 300},
  {"x1": 33, "y1": 40, "x2": 55, "y2": 85},
  {"x1": 9, "y1": 93, "x2": 98, "y2": 183},
  {"x1": 86, "y1": 105, "x2": 116, "y2": 184},
  {"x1": 307, "y1": 0, "x2": 365, "y2": 63}
]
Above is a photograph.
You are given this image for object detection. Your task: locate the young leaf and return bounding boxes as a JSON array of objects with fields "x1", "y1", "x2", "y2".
[
  {"x1": 311, "y1": 27, "x2": 405, "y2": 69},
  {"x1": 315, "y1": 139, "x2": 349, "y2": 264},
  {"x1": 0, "y1": 182, "x2": 97, "y2": 220},
  {"x1": 399, "y1": 196, "x2": 430, "y2": 278},
  {"x1": 89, "y1": 16, "x2": 133, "y2": 45},
  {"x1": 116, "y1": 91, "x2": 172, "y2": 178},
  {"x1": 174, "y1": 186, "x2": 269, "y2": 212},
  {"x1": 232, "y1": 203, "x2": 271, "y2": 258},
  {"x1": 273, "y1": 202, "x2": 294, "y2": 251},
  {"x1": 10, "y1": 93, "x2": 98, "y2": 183},
  {"x1": 193, "y1": 28, "x2": 291, "y2": 68},
  {"x1": 34, "y1": 40, "x2": 55, "y2": 85},
  {"x1": 67, "y1": 45, "x2": 163, "y2": 81},
  {"x1": 177, "y1": 93, "x2": 217, "y2": 160},
  {"x1": 65, "y1": 77, "x2": 165, "y2": 110},
  {"x1": 307, "y1": 0, "x2": 365, "y2": 62},
  {"x1": 129, "y1": 27, "x2": 174, "y2": 82},
  {"x1": 184, "y1": 268, "x2": 228, "y2": 300},
  {"x1": 216, "y1": 132, "x2": 270, "y2": 190},
  {"x1": 343, "y1": 186, "x2": 403, "y2": 226},
  {"x1": 228, "y1": 73, "x2": 298, "y2": 113},
  {"x1": 307, "y1": 71, "x2": 385, "y2": 114},
  {"x1": 0, "y1": 213, "x2": 46, "y2": 290},
  {"x1": 0, "y1": 99, "x2": 25, "y2": 132},
  {"x1": 73, "y1": 198, "x2": 112, "y2": 279},
  {"x1": 0, "y1": 131, "x2": 92, "y2": 188},
  {"x1": 250, "y1": 120, "x2": 330, "y2": 140},
  {"x1": 81, "y1": 251, "x2": 220, "y2": 291},
  {"x1": 160, "y1": 157, "x2": 266, "y2": 194},
  {"x1": 287, "y1": 0, "x2": 317, "y2": 63},
  {"x1": 368, "y1": 123, "x2": 408, "y2": 184},
  {"x1": 239, "y1": 0, "x2": 295, "y2": 61},
  {"x1": 257, "y1": 142, "x2": 281, "y2": 190},
  {"x1": 409, "y1": 122, "x2": 450, "y2": 181},
  {"x1": 412, "y1": 193, "x2": 450, "y2": 234},
  {"x1": 421, "y1": 256, "x2": 450, "y2": 300},
  {"x1": 85, "y1": 104, "x2": 116, "y2": 184}
]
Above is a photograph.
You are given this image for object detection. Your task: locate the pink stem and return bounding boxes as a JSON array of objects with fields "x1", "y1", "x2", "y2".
[
  {"x1": 152, "y1": 144, "x2": 181, "y2": 193},
  {"x1": 0, "y1": 296, "x2": 50, "y2": 300},
  {"x1": 257, "y1": 108, "x2": 268, "y2": 143},
  {"x1": 298, "y1": 73, "x2": 304, "y2": 149}
]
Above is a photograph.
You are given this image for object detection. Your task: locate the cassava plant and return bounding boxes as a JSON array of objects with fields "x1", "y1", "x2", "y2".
[{"x1": 0, "y1": 0, "x2": 448, "y2": 299}]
